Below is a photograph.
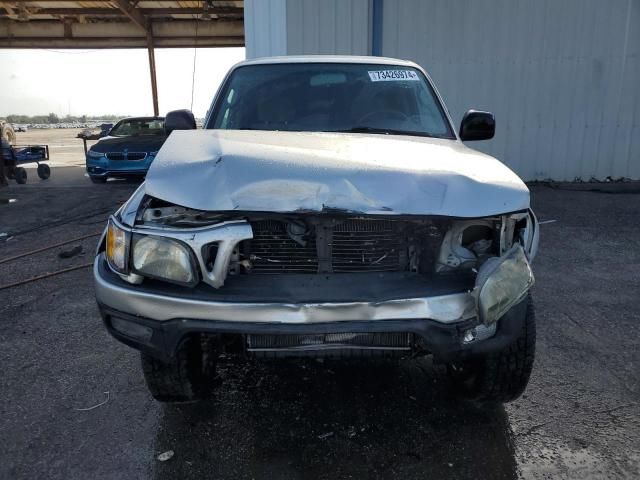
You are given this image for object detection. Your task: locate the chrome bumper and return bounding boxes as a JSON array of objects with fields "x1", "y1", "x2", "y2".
[{"x1": 94, "y1": 255, "x2": 477, "y2": 325}]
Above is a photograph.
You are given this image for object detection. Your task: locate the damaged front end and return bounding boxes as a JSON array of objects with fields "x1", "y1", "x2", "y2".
[{"x1": 96, "y1": 185, "x2": 537, "y2": 359}]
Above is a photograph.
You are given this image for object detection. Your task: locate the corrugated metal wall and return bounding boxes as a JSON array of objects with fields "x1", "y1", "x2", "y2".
[
  {"x1": 285, "y1": 0, "x2": 371, "y2": 55},
  {"x1": 244, "y1": 0, "x2": 288, "y2": 59},
  {"x1": 382, "y1": 0, "x2": 640, "y2": 181}
]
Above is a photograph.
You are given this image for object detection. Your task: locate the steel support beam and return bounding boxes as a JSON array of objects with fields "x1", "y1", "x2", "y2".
[
  {"x1": 146, "y1": 32, "x2": 159, "y2": 116},
  {"x1": 0, "y1": 19, "x2": 244, "y2": 41},
  {"x1": 0, "y1": 7, "x2": 241, "y2": 16},
  {"x1": 111, "y1": 0, "x2": 149, "y2": 32},
  {"x1": 0, "y1": 36, "x2": 243, "y2": 48}
]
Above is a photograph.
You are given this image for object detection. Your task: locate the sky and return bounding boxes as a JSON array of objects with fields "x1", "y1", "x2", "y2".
[{"x1": 0, "y1": 47, "x2": 245, "y2": 118}]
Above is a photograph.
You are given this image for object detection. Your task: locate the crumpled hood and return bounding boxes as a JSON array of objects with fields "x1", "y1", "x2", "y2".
[
  {"x1": 91, "y1": 135, "x2": 167, "y2": 153},
  {"x1": 144, "y1": 130, "x2": 529, "y2": 217}
]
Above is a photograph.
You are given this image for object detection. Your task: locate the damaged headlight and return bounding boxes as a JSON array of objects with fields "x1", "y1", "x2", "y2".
[
  {"x1": 475, "y1": 244, "x2": 534, "y2": 325},
  {"x1": 104, "y1": 215, "x2": 198, "y2": 286},
  {"x1": 131, "y1": 234, "x2": 197, "y2": 286},
  {"x1": 106, "y1": 218, "x2": 130, "y2": 274}
]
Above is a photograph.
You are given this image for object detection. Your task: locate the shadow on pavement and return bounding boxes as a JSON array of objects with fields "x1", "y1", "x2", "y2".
[{"x1": 152, "y1": 357, "x2": 518, "y2": 479}]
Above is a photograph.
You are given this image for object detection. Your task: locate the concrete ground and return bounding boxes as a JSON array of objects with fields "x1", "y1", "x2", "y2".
[{"x1": 0, "y1": 167, "x2": 638, "y2": 480}]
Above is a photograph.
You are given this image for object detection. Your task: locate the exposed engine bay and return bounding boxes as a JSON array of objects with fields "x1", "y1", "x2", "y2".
[
  {"x1": 97, "y1": 188, "x2": 536, "y2": 359},
  {"x1": 133, "y1": 196, "x2": 536, "y2": 288}
]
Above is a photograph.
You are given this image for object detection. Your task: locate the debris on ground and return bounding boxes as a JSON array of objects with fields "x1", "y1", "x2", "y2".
[
  {"x1": 58, "y1": 245, "x2": 83, "y2": 259},
  {"x1": 538, "y1": 219, "x2": 558, "y2": 225},
  {"x1": 157, "y1": 450, "x2": 175, "y2": 462},
  {"x1": 74, "y1": 391, "x2": 110, "y2": 411},
  {"x1": 317, "y1": 432, "x2": 334, "y2": 440}
]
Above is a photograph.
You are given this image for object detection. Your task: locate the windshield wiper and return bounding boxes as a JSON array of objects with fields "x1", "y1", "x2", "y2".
[{"x1": 324, "y1": 126, "x2": 440, "y2": 138}]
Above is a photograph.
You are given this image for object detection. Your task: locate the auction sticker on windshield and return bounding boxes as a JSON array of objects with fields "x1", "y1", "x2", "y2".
[{"x1": 368, "y1": 70, "x2": 420, "y2": 82}]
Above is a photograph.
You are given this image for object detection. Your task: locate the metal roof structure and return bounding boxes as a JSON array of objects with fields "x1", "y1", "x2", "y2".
[
  {"x1": 0, "y1": 1, "x2": 245, "y2": 114},
  {"x1": 0, "y1": 1, "x2": 244, "y2": 48}
]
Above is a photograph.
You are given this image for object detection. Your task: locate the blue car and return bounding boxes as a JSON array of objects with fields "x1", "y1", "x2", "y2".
[{"x1": 85, "y1": 117, "x2": 166, "y2": 183}]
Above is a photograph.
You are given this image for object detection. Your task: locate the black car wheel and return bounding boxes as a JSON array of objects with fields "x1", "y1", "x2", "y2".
[
  {"x1": 447, "y1": 294, "x2": 536, "y2": 403},
  {"x1": 14, "y1": 167, "x2": 27, "y2": 184},
  {"x1": 141, "y1": 335, "x2": 219, "y2": 403},
  {"x1": 37, "y1": 164, "x2": 51, "y2": 180}
]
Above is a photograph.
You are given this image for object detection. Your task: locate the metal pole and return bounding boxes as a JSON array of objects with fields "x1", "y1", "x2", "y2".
[{"x1": 147, "y1": 33, "x2": 159, "y2": 116}]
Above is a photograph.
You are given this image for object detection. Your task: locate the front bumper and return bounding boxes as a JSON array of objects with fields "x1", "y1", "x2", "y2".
[
  {"x1": 95, "y1": 255, "x2": 529, "y2": 361},
  {"x1": 86, "y1": 156, "x2": 154, "y2": 177}
]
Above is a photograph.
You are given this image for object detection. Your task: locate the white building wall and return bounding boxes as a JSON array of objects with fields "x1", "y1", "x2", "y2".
[
  {"x1": 382, "y1": 0, "x2": 640, "y2": 181},
  {"x1": 243, "y1": 0, "x2": 640, "y2": 181},
  {"x1": 285, "y1": 0, "x2": 371, "y2": 55},
  {"x1": 244, "y1": 0, "x2": 288, "y2": 59}
]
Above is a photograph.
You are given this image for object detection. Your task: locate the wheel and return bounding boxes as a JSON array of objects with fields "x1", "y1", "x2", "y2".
[
  {"x1": 89, "y1": 175, "x2": 107, "y2": 184},
  {"x1": 14, "y1": 167, "x2": 27, "y2": 184},
  {"x1": 141, "y1": 335, "x2": 218, "y2": 403},
  {"x1": 447, "y1": 294, "x2": 536, "y2": 403},
  {"x1": 37, "y1": 164, "x2": 51, "y2": 180}
]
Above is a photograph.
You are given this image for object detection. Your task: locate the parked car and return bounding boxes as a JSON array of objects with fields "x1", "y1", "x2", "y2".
[
  {"x1": 99, "y1": 123, "x2": 113, "y2": 137},
  {"x1": 85, "y1": 117, "x2": 167, "y2": 183},
  {"x1": 94, "y1": 56, "x2": 539, "y2": 404}
]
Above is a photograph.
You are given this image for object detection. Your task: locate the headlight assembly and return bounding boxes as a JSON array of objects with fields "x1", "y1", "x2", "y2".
[
  {"x1": 87, "y1": 149, "x2": 105, "y2": 159},
  {"x1": 132, "y1": 234, "x2": 197, "y2": 286},
  {"x1": 106, "y1": 218, "x2": 130, "y2": 274},
  {"x1": 476, "y1": 244, "x2": 534, "y2": 325}
]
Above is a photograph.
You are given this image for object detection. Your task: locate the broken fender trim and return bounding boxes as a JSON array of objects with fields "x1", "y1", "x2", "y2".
[{"x1": 94, "y1": 255, "x2": 476, "y2": 324}]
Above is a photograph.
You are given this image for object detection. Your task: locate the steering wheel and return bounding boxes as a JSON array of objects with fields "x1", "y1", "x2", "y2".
[{"x1": 356, "y1": 110, "x2": 411, "y2": 125}]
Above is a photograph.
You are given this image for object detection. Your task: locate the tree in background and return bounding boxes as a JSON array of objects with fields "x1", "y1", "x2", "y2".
[{"x1": 4, "y1": 114, "x2": 126, "y2": 124}]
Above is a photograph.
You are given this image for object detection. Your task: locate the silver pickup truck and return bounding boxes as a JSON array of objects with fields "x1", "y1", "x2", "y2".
[{"x1": 94, "y1": 56, "x2": 538, "y2": 404}]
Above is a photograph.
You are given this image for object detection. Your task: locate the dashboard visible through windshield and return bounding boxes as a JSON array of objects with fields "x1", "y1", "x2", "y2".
[{"x1": 207, "y1": 63, "x2": 455, "y2": 139}]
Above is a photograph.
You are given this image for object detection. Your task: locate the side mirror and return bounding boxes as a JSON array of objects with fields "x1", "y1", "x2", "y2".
[
  {"x1": 165, "y1": 109, "x2": 196, "y2": 134},
  {"x1": 459, "y1": 110, "x2": 495, "y2": 141}
]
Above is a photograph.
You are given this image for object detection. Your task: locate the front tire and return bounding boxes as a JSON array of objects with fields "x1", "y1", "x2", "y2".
[
  {"x1": 448, "y1": 294, "x2": 536, "y2": 403},
  {"x1": 141, "y1": 335, "x2": 218, "y2": 403}
]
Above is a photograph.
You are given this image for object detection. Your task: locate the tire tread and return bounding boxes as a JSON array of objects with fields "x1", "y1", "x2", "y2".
[
  {"x1": 449, "y1": 294, "x2": 536, "y2": 403},
  {"x1": 141, "y1": 336, "x2": 216, "y2": 403},
  {"x1": 475, "y1": 295, "x2": 536, "y2": 402}
]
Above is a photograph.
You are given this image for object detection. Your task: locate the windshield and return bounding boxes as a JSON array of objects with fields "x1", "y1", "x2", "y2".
[
  {"x1": 208, "y1": 63, "x2": 455, "y2": 138},
  {"x1": 109, "y1": 118, "x2": 165, "y2": 137}
]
